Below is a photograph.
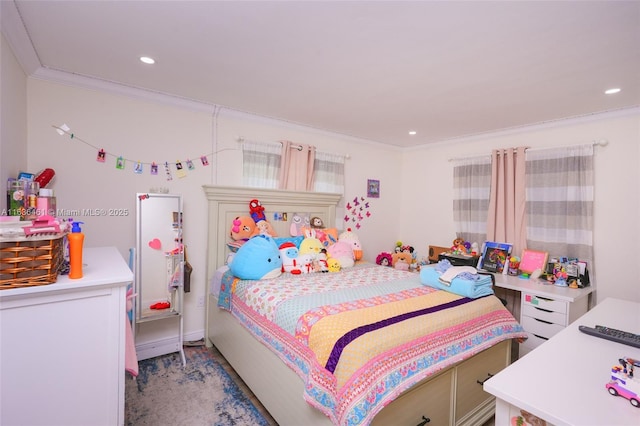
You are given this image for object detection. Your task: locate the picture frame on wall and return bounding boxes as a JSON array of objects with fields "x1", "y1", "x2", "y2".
[
  {"x1": 367, "y1": 179, "x2": 380, "y2": 198},
  {"x1": 477, "y1": 241, "x2": 513, "y2": 274}
]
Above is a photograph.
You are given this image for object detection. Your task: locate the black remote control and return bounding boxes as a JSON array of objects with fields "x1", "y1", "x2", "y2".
[{"x1": 578, "y1": 324, "x2": 640, "y2": 349}]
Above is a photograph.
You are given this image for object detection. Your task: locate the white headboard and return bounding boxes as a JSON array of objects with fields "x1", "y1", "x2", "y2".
[{"x1": 202, "y1": 185, "x2": 342, "y2": 282}]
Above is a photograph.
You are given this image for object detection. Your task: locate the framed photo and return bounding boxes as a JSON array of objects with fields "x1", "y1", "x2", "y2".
[
  {"x1": 477, "y1": 241, "x2": 512, "y2": 274},
  {"x1": 367, "y1": 179, "x2": 380, "y2": 198},
  {"x1": 519, "y1": 249, "x2": 548, "y2": 274}
]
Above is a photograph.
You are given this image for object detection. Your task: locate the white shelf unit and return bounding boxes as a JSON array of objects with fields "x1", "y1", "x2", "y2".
[{"x1": 493, "y1": 274, "x2": 594, "y2": 357}]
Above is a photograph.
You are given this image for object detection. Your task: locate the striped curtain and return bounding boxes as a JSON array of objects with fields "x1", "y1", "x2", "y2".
[
  {"x1": 452, "y1": 156, "x2": 492, "y2": 245},
  {"x1": 525, "y1": 145, "x2": 594, "y2": 263}
]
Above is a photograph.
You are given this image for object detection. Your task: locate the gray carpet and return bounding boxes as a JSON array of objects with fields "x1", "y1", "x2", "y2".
[{"x1": 125, "y1": 344, "x2": 276, "y2": 426}]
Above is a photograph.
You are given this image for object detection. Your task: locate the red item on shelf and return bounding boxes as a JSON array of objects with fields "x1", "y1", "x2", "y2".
[
  {"x1": 150, "y1": 302, "x2": 171, "y2": 310},
  {"x1": 34, "y1": 168, "x2": 55, "y2": 188}
]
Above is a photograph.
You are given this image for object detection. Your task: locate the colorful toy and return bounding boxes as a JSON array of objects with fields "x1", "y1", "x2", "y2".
[
  {"x1": 327, "y1": 257, "x2": 341, "y2": 272},
  {"x1": 229, "y1": 234, "x2": 282, "y2": 280},
  {"x1": 392, "y1": 251, "x2": 412, "y2": 271},
  {"x1": 339, "y1": 228, "x2": 362, "y2": 260},
  {"x1": 376, "y1": 252, "x2": 393, "y2": 267},
  {"x1": 230, "y1": 216, "x2": 256, "y2": 241},
  {"x1": 249, "y1": 199, "x2": 265, "y2": 223},
  {"x1": 327, "y1": 240, "x2": 355, "y2": 268},
  {"x1": 299, "y1": 229, "x2": 324, "y2": 256},
  {"x1": 279, "y1": 241, "x2": 301, "y2": 274},
  {"x1": 607, "y1": 357, "x2": 640, "y2": 408}
]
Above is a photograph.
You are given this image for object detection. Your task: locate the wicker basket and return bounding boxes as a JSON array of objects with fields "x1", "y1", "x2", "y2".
[{"x1": 0, "y1": 234, "x2": 65, "y2": 289}]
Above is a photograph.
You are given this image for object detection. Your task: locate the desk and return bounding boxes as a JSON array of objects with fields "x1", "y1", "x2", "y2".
[
  {"x1": 493, "y1": 274, "x2": 594, "y2": 356},
  {"x1": 484, "y1": 298, "x2": 640, "y2": 426},
  {"x1": 0, "y1": 247, "x2": 133, "y2": 426}
]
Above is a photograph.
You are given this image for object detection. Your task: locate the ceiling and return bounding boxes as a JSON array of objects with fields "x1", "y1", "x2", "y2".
[{"x1": 4, "y1": 1, "x2": 640, "y2": 148}]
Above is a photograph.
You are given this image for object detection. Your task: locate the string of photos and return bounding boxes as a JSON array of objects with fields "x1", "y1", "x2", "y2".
[{"x1": 52, "y1": 124, "x2": 233, "y2": 181}]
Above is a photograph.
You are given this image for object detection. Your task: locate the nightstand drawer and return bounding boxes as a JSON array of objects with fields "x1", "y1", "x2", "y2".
[
  {"x1": 522, "y1": 293, "x2": 567, "y2": 314},
  {"x1": 521, "y1": 315, "x2": 565, "y2": 340},
  {"x1": 522, "y1": 304, "x2": 566, "y2": 326}
]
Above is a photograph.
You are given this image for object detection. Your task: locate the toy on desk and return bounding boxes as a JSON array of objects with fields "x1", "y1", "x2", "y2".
[{"x1": 607, "y1": 357, "x2": 640, "y2": 408}]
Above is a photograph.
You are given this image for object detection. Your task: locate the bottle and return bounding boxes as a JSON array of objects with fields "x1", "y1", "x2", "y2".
[
  {"x1": 36, "y1": 188, "x2": 57, "y2": 217},
  {"x1": 68, "y1": 221, "x2": 85, "y2": 279}
]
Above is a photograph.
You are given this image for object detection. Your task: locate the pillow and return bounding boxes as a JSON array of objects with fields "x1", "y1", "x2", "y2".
[
  {"x1": 300, "y1": 226, "x2": 338, "y2": 247},
  {"x1": 227, "y1": 240, "x2": 246, "y2": 253},
  {"x1": 229, "y1": 235, "x2": 283, "y2": 280}
]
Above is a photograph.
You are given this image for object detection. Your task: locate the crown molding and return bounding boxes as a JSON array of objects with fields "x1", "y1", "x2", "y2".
[{"x1": 0, "y1": 0, "x2": 40, "y2": 75}]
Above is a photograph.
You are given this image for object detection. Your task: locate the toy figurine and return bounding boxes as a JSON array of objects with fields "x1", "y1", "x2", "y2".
[{"x1": 606, "y1": 357, "x2": 640, "y2": 408}]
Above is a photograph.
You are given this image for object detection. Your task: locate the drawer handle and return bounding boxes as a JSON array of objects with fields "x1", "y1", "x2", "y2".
[
  {"x1": 532, "y1": 333, "x2": 549, "y2": 341},
  {"x1": 416, "y1": 415, "x2": 431, "y2": 426},
  {"x1": 476, "y1": 373, "x2": 494, "y2": 385},
  {"x1": 533, "y1": 317, "x2": 553, "y2": 325},
  {"x1": 533, "y1": 306, "x2": 553, "y2": 313}
]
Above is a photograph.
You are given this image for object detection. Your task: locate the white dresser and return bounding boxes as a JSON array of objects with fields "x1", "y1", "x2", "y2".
[
  {"x1": 0, "y1": 246, "x2": 133, "y2": 426},
  {"x1": 484, "y1": 298, "x2": 640, "y2": 426},
  {"x1": 493, "y1": 274, "x2": 594, "y2": 357}
]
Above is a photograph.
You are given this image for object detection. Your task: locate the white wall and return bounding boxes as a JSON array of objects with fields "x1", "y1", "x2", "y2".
[
  {"x1": 24, "y1": 79, "x2": 403, "y2": 342},
  {"x1": 399, "y1": 111, "x2": 640, "y2": 304},
  {"x1": 0, "y1": 32, "x2": 27, "y2": 185}
]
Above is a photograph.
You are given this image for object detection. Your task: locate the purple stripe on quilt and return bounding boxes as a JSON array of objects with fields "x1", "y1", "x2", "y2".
[{"x1": 324, "y1": 296, "x2": 480, "y2": 373}]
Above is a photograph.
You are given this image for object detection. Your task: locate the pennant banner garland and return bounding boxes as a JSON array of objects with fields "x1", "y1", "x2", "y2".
[{"x1": 52, "y1": 124, "x2": 230, "y2": 181}]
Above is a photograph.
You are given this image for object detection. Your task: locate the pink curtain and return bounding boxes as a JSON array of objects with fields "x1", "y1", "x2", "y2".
[
  {"x1": 486, "y1": 147, "x2": 527, "y2": 256},
  {"x1": 278, "y1": 140, "x2": 316, "y2": 191}
]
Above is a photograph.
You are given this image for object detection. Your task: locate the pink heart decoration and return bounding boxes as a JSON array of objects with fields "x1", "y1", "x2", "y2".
[{"x1": 148, "y1": 239, "x2": 162, "y2": 250}]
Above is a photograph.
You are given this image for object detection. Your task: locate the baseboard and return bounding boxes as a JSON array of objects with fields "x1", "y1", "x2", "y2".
[{"x1": 135, "y1": 329, "x2": 204, "y2": 361}]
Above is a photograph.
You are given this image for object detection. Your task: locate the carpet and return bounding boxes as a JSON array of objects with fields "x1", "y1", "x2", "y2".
[{"x1": 125, "y1": 344, "x2": 275, "y2": 426}]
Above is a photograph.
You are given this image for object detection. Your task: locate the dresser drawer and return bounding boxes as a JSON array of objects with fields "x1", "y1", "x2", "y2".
[
  {"x1": 521, "y1": 293, "x2": 568, "y2": 314},
  {"x1": 455, "y1": 340, "x2": 510, "y2": 422},
  {"x1": 521, "y1": 315, "x2": 565, "y2": 340},
  {"x1": 371, "y1": 369, "x2": 453, "y2": 426},
  {"x1": 522, "y1": 304, "x2": 566, "y2": 326}
]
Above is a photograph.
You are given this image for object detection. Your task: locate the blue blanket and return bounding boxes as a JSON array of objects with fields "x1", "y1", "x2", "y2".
[{"x1": 420, "y1": 265, "x2": 494, "y2": 298}]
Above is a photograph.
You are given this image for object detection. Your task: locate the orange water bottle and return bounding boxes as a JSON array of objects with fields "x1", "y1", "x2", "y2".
[{"x1": 68, "y1": 221, "x2": 85, "y2": 279}]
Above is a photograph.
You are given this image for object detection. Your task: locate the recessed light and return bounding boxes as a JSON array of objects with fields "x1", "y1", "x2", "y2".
[
  {"x1": 140, "y1": 56, "x2": 155, "y2": 65},
  {"x1": 408, "y1": 131, "x2": 417, "y2": 135},
  {"x1": 605, "y1": 88, "x2": 621, "y2": 95}
]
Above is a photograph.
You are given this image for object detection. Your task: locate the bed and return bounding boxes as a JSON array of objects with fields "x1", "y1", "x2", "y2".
[{"x1": 203, "y1": 185, "x2": 527, "y2": 426}]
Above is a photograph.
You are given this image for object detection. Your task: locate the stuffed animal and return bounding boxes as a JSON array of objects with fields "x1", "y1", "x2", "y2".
[
  {"x1": 392, "y1": 251, "x2": 413, "y2": 271},
  {"x1": 230, "y1": 216, "x2": 256, "y2": 241},
  {"x1": 327, "y1": 257, "x2": 341, "y2": 272},
  {"x1": 251, "y1": 218, "x2": 278, "y2": 237},
  {"x1": 339, "y1": 228, "x2": 362, "y2": 260},
  {"x1": 310, "y1": 216, "x2": 324, "y2": 229},
  {"x1": 279, "y1": 241, "x2": 301, "y2": 274},
  {"x1": 229, "y1": 235, "x2": 282, "y2": 280},
  {"x1": 314, "y1": 248, "x2": 329, "y2": 272},
  {"x1": 249, "y1": 199, "x2": 266, "y2": 223},
  {"x1": 376, "y1": 252, "x2": 393, "y2": 267},
  {"x1": 327, "y1": 240, "x2": 354, "y2": 268},
  {"x1": 299, "y1": 229, "x2": 324, "y2": 256}
]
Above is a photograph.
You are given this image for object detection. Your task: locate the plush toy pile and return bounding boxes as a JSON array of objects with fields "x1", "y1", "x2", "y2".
[{"x1": 227, "y1": 201, "x2": 362, "y2": 279}]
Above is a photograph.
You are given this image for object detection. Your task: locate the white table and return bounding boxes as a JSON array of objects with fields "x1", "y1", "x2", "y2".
[
  {"x1": 0, "y1": 247, "x2": 133, "y2": 426},
  {"x1": 484, "y1": 298, "x2": 640, "y2": 426}
]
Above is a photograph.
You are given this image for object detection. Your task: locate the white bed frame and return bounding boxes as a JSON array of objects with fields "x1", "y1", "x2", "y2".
[{"x1": 203, "y1": 185, "x2": 510, "y2": 426}]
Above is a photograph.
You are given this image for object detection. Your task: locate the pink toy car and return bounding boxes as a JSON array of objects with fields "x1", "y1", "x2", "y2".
[{"x1": 607, "y1": 357, "x2": 640, "y2": 408}]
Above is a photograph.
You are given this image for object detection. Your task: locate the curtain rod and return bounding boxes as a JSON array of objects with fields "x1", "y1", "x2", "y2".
[
  {"x1": 448, "y1": 138, "x2": 609, "y2": 162},
  {"x1": 236, "y1": 136, "x2": 351, "y2": 159}
]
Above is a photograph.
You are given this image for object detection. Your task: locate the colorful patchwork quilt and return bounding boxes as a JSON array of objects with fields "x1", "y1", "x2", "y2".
[{"x1": 218, "y1": 263, "x2": 526, "y2": 425}]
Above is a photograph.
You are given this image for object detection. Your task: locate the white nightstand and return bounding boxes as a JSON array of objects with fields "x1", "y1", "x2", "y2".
[{"x1": 493, "y1": 274, "x2": 594, "y2": 357}]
